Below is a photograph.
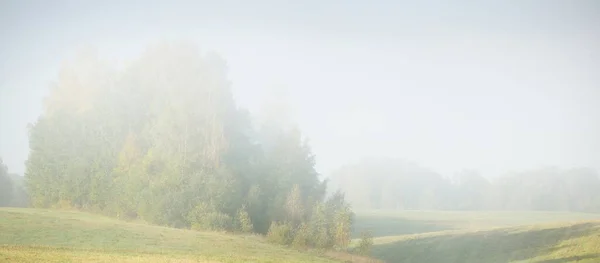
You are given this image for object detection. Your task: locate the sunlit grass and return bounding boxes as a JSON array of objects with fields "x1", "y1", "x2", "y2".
[
  {"x1": 0, "y1": 208, "x2": 336, "y2": 263},
  {"x1": 4, "y1": 208, "x2": 598, "y2": 263}
]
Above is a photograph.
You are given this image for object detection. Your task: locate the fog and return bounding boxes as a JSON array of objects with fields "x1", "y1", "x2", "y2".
[
  {"x1": 2, "y1": 1, "x2": 599, "y2": 178},
  {"x1": 2, "y1": 2, "x2": 600, "y2": 262}
]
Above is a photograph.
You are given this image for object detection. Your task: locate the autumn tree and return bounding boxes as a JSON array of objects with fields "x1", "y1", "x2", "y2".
[{"x1": 24, "y1": 42, "x2": 354, "y2": 250}]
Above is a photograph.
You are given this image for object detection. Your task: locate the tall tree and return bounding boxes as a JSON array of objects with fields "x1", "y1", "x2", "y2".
[
  {"x1": 285, "y1": 184, "x2": 305, "y2": 224},
  {"x1": 0, "y1": 158, "x2": 13, "y2": 206},
  {"x1": 24, "y1": 42, "x2": 356, "y2": 252},
  {"x1": 24, "y1": 43, "x2": 350, "y2": 246}
]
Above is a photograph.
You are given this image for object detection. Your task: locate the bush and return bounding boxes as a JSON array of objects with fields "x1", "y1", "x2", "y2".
[
  {"x1": 199, "y1": 212, "x2": 232, "y2": 231},
  {"x1": 308, "y1": 202, "x2": 332, "y2": 249},
  {"x1": 332, "y1": 206, "x2": 353, "y2": 249},
  {"x1": 187, "y1": 202, "x2": 233, "y2": 231},
  {"x1": 235, "y1": 205, "x2": 254, "y2": 233},
  {"x1": 355, "y1": 230, "x2": 374, "y2": 256},
  {"x1": 267, "y1": 221, "x2": 293, "y2": 245},
  {"x1": 291, "y1": 223, "x2": 311, "y2": 249}
]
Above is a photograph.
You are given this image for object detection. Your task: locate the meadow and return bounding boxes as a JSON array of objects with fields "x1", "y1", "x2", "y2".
[
  {"x1": 0, "y1": 208, "x2": 344, "y2": 263},
  {"x1": 2, "y1": 208, "x2": 599, "y2": 263},
  {"x1": 352, "y1": 210, "x2": 600, "y2": 237},
  {"x1": 353, "y1": 210, "x2": 600, "y2": 263}
]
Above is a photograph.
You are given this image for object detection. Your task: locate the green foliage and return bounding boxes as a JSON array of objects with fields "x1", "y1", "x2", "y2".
[
  {"x1": 267, "y1": 221, "x2": 293, "y2": 245},
  {"x1": 308, "y1": 202, "x2": 332, "y2": 249},
  {"x1": 328, "y1": 192, "x2": 354, "y2": 247},
  {"x1": 246, "y1": 184, "x2": 270, "y2": 233},
  {"x1": 0, "y1": 159, "x2": 13, "y2": 206},
  {"x1": 355, "y1": 230, "x2": 373, "y2": 256},
  {"x1": 285, "y1": 184, "x2": 305, "y2": 224},
  {"x1": 332, "y1": 205, "x2": 353, "y2": 249},
  {"x1": 259, "y1": 196, "x2": 353, "y2": 250},
  {"x1": 188, "y1": 202, "x2": 233, "y2": 231},
  {"x1": 8, "y1": 175, "x2": 28, "y2": 207},
  {"x1": 235, "y1": 205, "x2": 254, "y2": 233},
  {"x1": 22, "y1": 43, "x2": 355, "y2": 251},
  {"x1": 291, "y1": 222, "x2": 311, "y2": 249}
]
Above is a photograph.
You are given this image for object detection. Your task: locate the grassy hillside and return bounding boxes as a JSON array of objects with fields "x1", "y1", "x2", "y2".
[
  {"x1": 370, "y1": 221, "x2": 600, "y2": 263},
  {"x1": 353, "y1": 210, "x2": 600, "y2": 237},
  {"x1": 0, "y1": 208, "x2": 340, "y2": 263},
  {"x1": 351, "y1": 210, "x2": 600, "y2": 263},
  {"x1": 4, "y1": 208, "x2": 598, "y2": 263}
]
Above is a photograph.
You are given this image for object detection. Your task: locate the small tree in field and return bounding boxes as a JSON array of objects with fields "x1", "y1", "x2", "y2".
[
  {"x1": 235, "y1": 205, "x2": 254, "y2": 233},
  {"x1": 308, "y1": 202, "x2": 332, "y2": 248},
  {"x1": 332, "y1": 205, "x2": 353, "y2": 249},
  {"x1": 355, "y1": 230, "x2": 374, "y2": 256}
]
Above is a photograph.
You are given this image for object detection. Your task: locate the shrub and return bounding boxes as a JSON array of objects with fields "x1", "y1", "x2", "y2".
[
  {"x1": 267, "y1": 221, "x2": 293, "y2": 245},
  {"x1": 291, "y1": 223, "x2": 311, "y2": 249},
  {"x1": 355, "y1": 230, "x2": 374, "y2": 256},
  {"x1": 187, "y1": 202, "x2": 233, "y2": 231},
  {"x1": 332, "y1": 205, "x2": 353, "y2": 249},
  {"x1": 235, "y1": 205, "x2": 254, "y2": 233},
  {"x1": 308, "y1": 202, "x2": 332, "y2": 248}
]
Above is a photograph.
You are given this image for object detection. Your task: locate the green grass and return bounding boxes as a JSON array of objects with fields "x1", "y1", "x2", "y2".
[
  {"x1": 352, "y1": 210, "x2": 600, "y2": 263},
  {"x1": 370, "y1": 221, "x2": 600, "y2": 263},
  {"x1": 353, "y1": 210, "x2": 600, "y2": 237},
  {"x1": 0, "y1": 208, "x2": 338, "y2": 263},
  {"x1": 3, "y1": 208, "x2": 599, "y2": 263}
]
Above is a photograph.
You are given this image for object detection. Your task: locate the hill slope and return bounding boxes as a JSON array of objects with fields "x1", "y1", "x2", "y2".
[
  {"x1": 0, "y1": 208, "x2": 336, "y2": 263},
  {"x1": 353, "y1": 210, "x2": 600, "y2": 237},
  {"x1": 370, "y1": 221, "x2": 600, "y2": 263}
]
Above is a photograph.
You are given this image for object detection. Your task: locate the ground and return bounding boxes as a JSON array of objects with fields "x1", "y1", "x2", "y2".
[
  {"x1": 0, "y1": 208, "x2": 339, "y2": 263},
  {"x1": 2, "y1": 208, "x2": 600, "y2": 263},
  {"x1": 352, "y1": 210, "x2": 600, "y2": 263}
]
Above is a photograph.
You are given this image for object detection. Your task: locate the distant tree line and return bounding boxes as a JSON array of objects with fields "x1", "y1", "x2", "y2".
[
  {"x1": 0, "y1": 158, "x2": 28, "y2": 207},
  {"x1": 24, "y1": 44, "x2": 353, "y2": 250},
  {"x1": 330, "y1": 158, "x2": 600, "y2": 213}
]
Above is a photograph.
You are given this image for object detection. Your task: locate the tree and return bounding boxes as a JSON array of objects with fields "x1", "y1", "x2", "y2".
[
  {"x1": 23, "y1": 42, "x2": 355, "y2": 250},
  {"x1": 267, "y1": 221, "x2": 293, "y2": 245},
  {"x1": 235, "y1": 205, "x2": 254, "y2": 233},
  {"x1": 355, "y1": 230, "x2": 374, "y2": 256},
  {"x1": 8, "y1": 173, "x2": 28, "y2": 207},
  {"x1": 291, "y1": 222, "x2": 311, "y2": 249},
  {"x1": 328, "y1": 158, "x2": 450, "y2": 210},
  {"x1": 332, "y1": 204, "x2": 353, "y2": 249},
  {"x1": 452, "y1": 170, "x2": 490, "y2": 210},
  {"x1": 308, "y1": 202, "x2": 331, "y2": 248},
  {"x1": 285, "y1": 184, "x2": 305, "y2": 224},
  {"x1": 0, "y1": 159, "x2": 13, "y2": 206},
  {"x1": 330, "y1": 158, "x2": 600, "y2": 213}
]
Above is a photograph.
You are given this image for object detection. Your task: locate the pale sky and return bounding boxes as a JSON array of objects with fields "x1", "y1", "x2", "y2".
[{"x1": 1, "y1": 1, "x2": 599, "y2": 178}]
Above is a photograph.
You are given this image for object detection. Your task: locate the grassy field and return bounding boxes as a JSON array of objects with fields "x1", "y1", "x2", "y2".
[
  {"x1": 370, "y1": 221, "x2": 600, "y2": 263},
  {"x1": 352, "y1": 210, "x2": 600, "y2": 263},
  {"x1": 0, "y1": 208, "x2": 343, "y2": 263},
  {"x1": 353, "y1": 210, "x2": 600, "y2": 237},
  {"x1": 3, "y1": 208, "x2": 599, "y2": 263}
]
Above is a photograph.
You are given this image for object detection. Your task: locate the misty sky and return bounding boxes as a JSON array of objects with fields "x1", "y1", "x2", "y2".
[{"x1": 1, "y1": 1, "x2": 599, "y2": 178}]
